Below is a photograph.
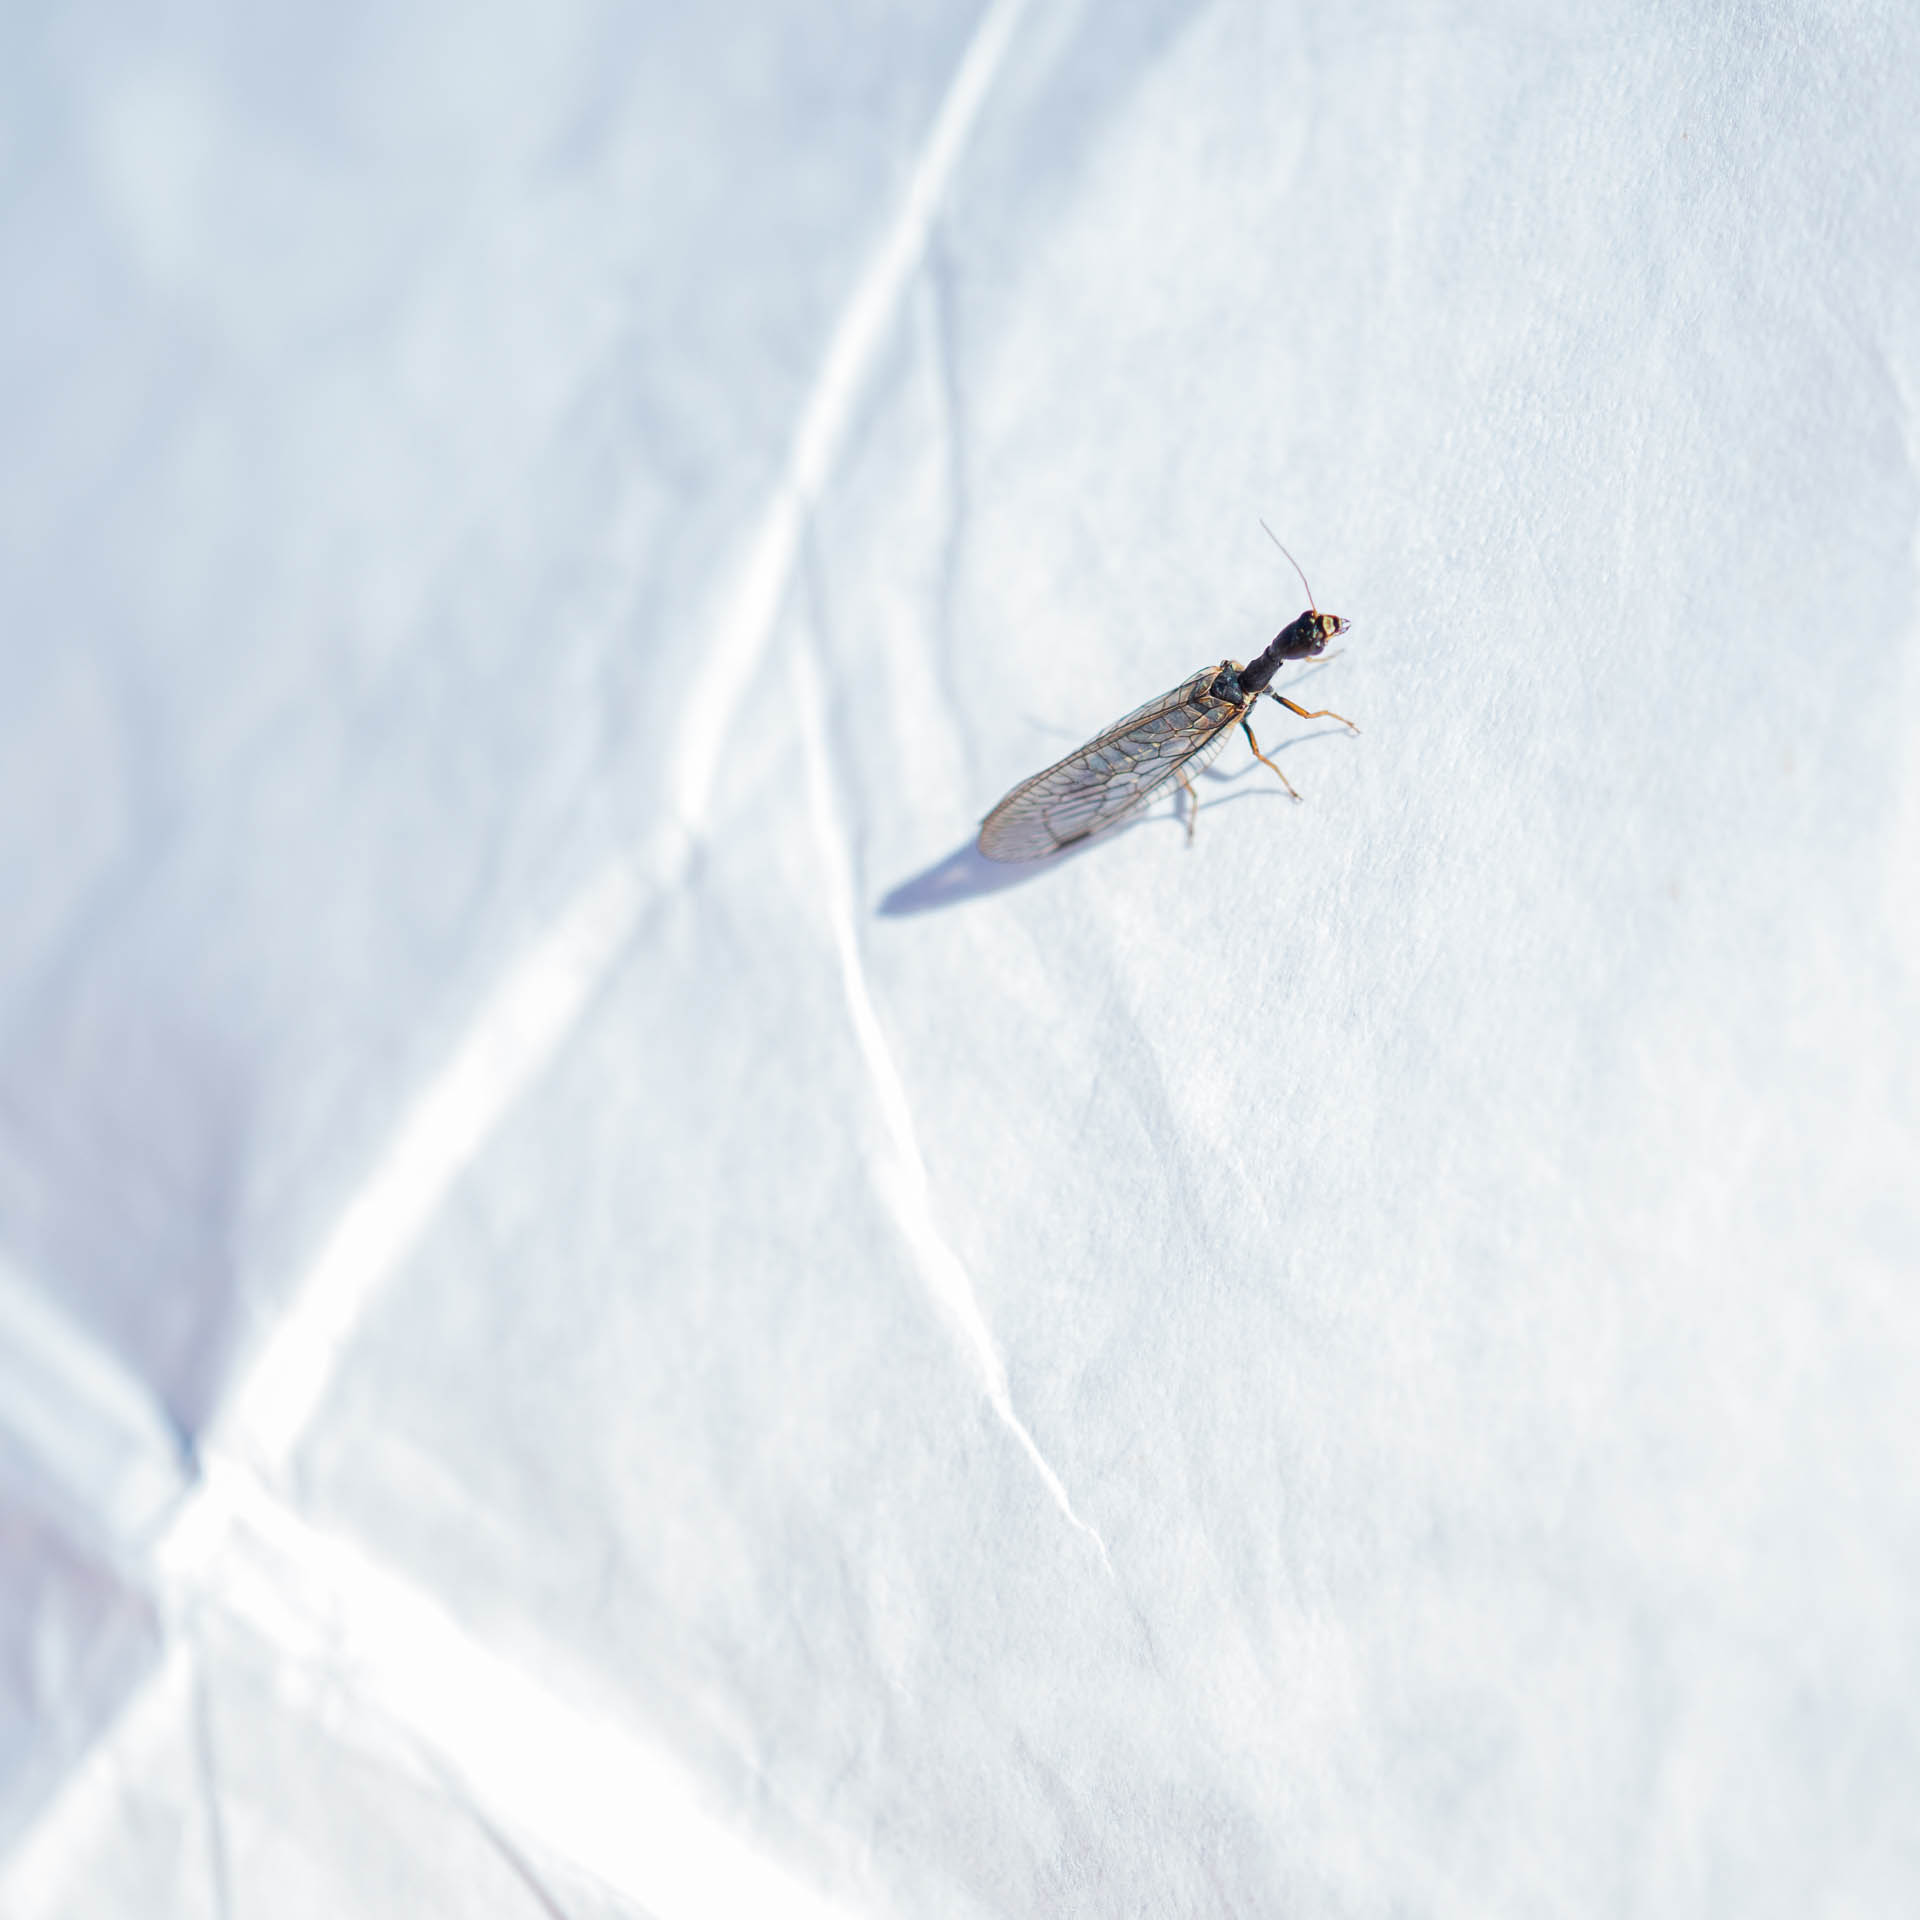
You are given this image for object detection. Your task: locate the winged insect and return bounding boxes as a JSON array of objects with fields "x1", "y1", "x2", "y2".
[{"x1": 977, "y1": 533, "x2": 1357, "y2": 862}]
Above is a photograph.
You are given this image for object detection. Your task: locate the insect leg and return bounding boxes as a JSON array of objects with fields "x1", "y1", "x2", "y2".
[
  {"x1": 1265, "y1": 689, "x2": 1360, "y2": 733},
  {"x1": 1240, "y1": 718, "x2": 1301, "y2": 801},
  {"x1": 1177, "y1": 767, "x2": 1198, "y2": 844}
]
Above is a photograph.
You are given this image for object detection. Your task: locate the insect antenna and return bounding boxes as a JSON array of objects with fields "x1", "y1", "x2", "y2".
[{"x1": 1258, "y1": 519, "x2": 1317, "y2": 610}]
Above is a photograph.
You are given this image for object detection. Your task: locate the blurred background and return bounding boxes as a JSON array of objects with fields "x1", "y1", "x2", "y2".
[{"x1": 3, "y1": 0, "x2": 1918, "y2": 1913}]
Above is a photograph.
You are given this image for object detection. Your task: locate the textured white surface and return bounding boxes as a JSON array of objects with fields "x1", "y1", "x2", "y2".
[{"x1": 4, "y1": 0, "x2": 1919, "y2": 1914}]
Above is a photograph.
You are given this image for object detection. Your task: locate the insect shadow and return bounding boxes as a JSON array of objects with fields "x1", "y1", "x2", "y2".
[
  {"x1": 876, "y1": 728, "x2": 1339, "y2": 918},
  {"x1": 877, "y1": 824, "x2": 1107, "y2": 914}
]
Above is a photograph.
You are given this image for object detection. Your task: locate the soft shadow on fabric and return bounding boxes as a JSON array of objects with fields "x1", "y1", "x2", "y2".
[
  {"x1": 878, "y1": 752, "x2": 1347, "y2": 916},
  {"x1": 877, "y1": 837, "x2": 1074, "y2": 914}
]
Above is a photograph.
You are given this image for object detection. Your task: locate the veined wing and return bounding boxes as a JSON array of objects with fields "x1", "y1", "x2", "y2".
[{"x1": 978, "y1": 666, "x2": 1245, "y2": 862}]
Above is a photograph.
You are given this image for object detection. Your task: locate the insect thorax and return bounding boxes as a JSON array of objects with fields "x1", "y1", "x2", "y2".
[{"x1": 1209, "y1": 662, "x2": 1251, "y2": 709}]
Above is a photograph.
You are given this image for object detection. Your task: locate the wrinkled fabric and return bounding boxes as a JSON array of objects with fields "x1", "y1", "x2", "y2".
[{"x1": 4, "y1": 0, "x2": 1919, "y2": 1914}]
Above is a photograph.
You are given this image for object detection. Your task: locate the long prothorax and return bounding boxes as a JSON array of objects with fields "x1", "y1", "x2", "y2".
[
  {"x1": 1237, "y1": 608, "x2": 1350, "y2": 696},
  {"x1": 1223, "y1": 603, "x2": 1360, "y2": 805}
]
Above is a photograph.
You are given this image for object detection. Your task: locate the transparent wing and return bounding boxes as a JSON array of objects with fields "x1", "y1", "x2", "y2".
[{"x1": 978, "y1": 667, "x2": 1245, "y2": 862}]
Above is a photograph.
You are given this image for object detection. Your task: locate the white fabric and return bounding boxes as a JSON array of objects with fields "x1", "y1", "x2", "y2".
[{"x1": 3, "y1": 0, "x2": 1918, "y2": 1913}]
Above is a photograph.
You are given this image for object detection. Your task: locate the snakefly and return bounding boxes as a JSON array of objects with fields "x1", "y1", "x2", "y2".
[{"x1": 976, "y1": 532, "x2": 1358, "y2": 862}]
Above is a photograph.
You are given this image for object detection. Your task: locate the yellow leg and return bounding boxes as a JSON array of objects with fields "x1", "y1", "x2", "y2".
[
  {"x1": 1241, "y1": 719, "x2": 1301, "y2": 800},
  {"x1": 1267, "y1": 690, "x2": 1360, "y2": 733}
]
